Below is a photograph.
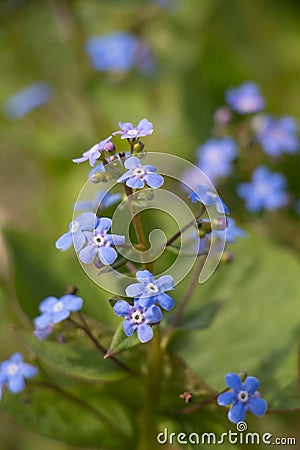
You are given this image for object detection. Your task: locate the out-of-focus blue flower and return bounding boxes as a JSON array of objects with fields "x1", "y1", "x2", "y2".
[
  {"x1": 237, "y1": 166, "x2": 288, "y2": 212},
  {"x1": 125, "y1": 270, "x2": 174, "y2": 310},
  {"x1": 0, "y1": 353, "x2": 37, "y2": 395},
  {"x1": 226, "y1": 82, "x2": 265, "y2": 114},
  {"x1": 3, "y1": 82, "x2": 52, "y2": 119},
  {"x1": 295, "y1": 198, "x2": 300, "y2": 216},
  {"x1": 189, "y1": 185, "x2": 229, "y2": 214},
  {"x1": 196, "y1": 137, "x2": 238, "y2": 182},
  {"x1": 117, "y1": 156, "x2": 164, "y2": 189},
  {"x1": 73, "y1": 136, "x2": 113, "y2": 166},
  {"x1": 114, "y1": 299, "x2": 163, "y2": 343},
  {"x1": 34, "y1": 294, "x2": 83, "y2": 332},
  {"x1": 79, "y1": 217, "x2": 125, "y2": 265},
  {"x1": 213, "y1": 218, "x2": 247, "y2": 243},
  {"x1": 74, "y1": 190, "x2": 121, "y2": 212},
  {"x1": 253, "y1": 114, "x2": 299, "y2": 157},
  {"x1": 55, "y1": 212, "x2": 97, "y2": 252},
  {"x1": 113, "y1": 118, "x2": 153, "y2": 139},
  {"x1": 86, "y1": 32, "x2": 139, "y2": 72},
  {"x1": 217, "y1": 372, "x2": 267, "y2": 423}
]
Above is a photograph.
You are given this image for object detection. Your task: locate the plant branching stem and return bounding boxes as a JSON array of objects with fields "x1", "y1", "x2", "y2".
[{"x1": 165, "y1": 205, "x2": 205, "y2": 248}]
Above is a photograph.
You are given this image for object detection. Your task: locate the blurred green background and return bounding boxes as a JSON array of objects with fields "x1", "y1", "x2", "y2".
[{"x1": 0, "y1": 0, "x2": 300, "y2": 449}]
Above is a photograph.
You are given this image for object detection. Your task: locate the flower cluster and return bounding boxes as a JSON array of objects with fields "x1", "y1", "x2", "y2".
[
  {"x1": 217, "y1": 372, "x2": 267, "y2": 423},
  {"x1": 114, "y1": 270, "x2": 174, "y2": 343},
  {"x1": 33, "y1": 294, "x2": 83, "y2": 339},
  {"x1": 0, "y1": 353, "x2": 37, "y2": 400}
]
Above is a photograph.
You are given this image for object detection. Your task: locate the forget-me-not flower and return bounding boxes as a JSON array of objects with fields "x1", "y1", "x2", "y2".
[
  {"x1": 126, "y1": 270, "x2": 175, "y2": 310},
  {"x1": 217, "y1": 372, "x2": 267, "y2": 423},
  {"x1": 189, "y1": 185, "x2": 229, "y2": 214},
  {"x1": 3, "y1": 82, "x2": 52, "y2": 119},
  {"x1": 117, "y1": 156, "x2": 164, "y2": 189},
  {"x1": 237, "y1": 166, "x2": 288, "y2": 212},
  {"x1": 85, "y1": 32, "x2": 140, "y2": 72},
  {"x1": 55, "y1": 212, "x2": 97, "y2": 252},
  {"x1": 253, "y1": 114, "x2": 299, "y2": 157},
  {"x1": 0, "y1": 353, "x2": 38, "y2": 396},
  {"x1": 74, "y1": 190, "x2": 121, "y2": 212},
  {"x1": 114, "y1": 299, "x2": 163, "y2": 343},
  {"x1": 226, "y1": 82, "x2": 265, "y2": 114},
  {"x1": 73, "y1": 136, "x2": 113, "y2": 166},
  {"x1": 79, "y1": 217, "x2": 125, "y2": 265},
  {"x1": 113, "y1": 118, "x2": 153, "y2": 139},
  {"x1": 196, "y1": 137, "x2": 238, "y2": 182},
  {"x1": 34, "y1": 294, "x2": 83, "y2": 333}
]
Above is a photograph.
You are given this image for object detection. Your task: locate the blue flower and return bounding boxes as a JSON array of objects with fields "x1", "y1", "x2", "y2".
[
  {"x1": 117, "y1": 156, "x2": 164, "y2": 189},
  {"x1": 3, "y1": 82, "x2": 52, "y2": 119},
  {"x1": 226, "y1": 82, "x2": 265, "y2": 114},
  {"x1": 0, "y1": 353, "x2": 37, "y2": 395},
  {"x1": 74, "y1": 190, "x2": 121, "y2": 212},
  {"x1": 33, "y1": 294, "x2": 83, "y2": 332},
  {"x1": 113, "y1": 299, "x2": 163, "y2": 343},
  {"x1": 213, "y1": 218, "x2": 247, "y2": 243},
  {"x1": 113, "y1": 118, "x2": 153, "y2": 140},
  {"x1": 217, "y1": 372, "x2": 267, "y2": 423},
  {"x1": 79, "y1": 217, "x2": 125, "y2": 265},
  {"x1": 253, "y1": 114, "x2": 298, "y2": 157},
  {"x1": 188, "y1": 185, "x2": 229, "y2": 214},
  {"x1": 125, "y1": 270, "x2": 175, "y2": 310},
  {"x1": 85, "y1": 32, "x2": 139, "y2": 72},
  {"x1": 55, "y1": 212, "x2": 97, "y2": 252},
  {"x1": 237, "y1": 166, "x2": 288, "y2": 212},
  {"x1": 73, "y1": 136, "x2": 113, "y2": 166},
  {"x1": 196, "y1": 137, "x2": 238, "y2": 182}
]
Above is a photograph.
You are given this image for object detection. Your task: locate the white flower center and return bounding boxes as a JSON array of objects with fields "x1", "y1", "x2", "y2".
[
  {"x1": 126, "y1": 129, "x2": 138, "y2": 137},
  {"x1": 71, "y1": 221, "x2": 80, "y2": 233},
  {"x1": 207, "y1": 191, "x2": 218, "y2": 200},
  {"x1": 238, "y1": 96, "x2": 258, "y2": 112},
  {"x1": 6, "y1": 363, "x2": 19, "y2": 376},
  {"x1": 146, "y1": 282, "x2": 159, "y2": 295},
  {"x1": 132, "y1": 166, "x2": 146, "y2": 178},
  {"x1": 238, "y1": 390, "x2": 249, "y2": 403},
  {"x1": 255, "y1": 182, "x2": 269, "y2": 196},
  {"x1": 53, "y1": 301, "x2": 64, "y2": 313},
  {"x1": 132, "y1": 310, "x2": 144, "y2": 324},
  {"x1": 94, "y1": 234, "x2": 106, "y2": 247}
]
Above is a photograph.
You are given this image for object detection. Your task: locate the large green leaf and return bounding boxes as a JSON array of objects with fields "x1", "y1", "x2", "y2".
[
  {"x1": 105, "y1": 322, "x2": 141, "y2": 357},
  {"x1": 172, "y1": 233, "x2": 300, "y2": 409},
  {"x1": 21, "y1": 332, "x2": 129, "y2": 382}
]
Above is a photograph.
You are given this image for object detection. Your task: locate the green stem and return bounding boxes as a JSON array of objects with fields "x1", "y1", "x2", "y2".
[
  {"x1": 162, "y1": 256, "x2": 206, "y2": 347},
  {"x1": 138, "y1": 328, "x2": 163, "y2": 450},
  {"x1": 165, "y1": 205, "x2": 205, "y2": 248}
]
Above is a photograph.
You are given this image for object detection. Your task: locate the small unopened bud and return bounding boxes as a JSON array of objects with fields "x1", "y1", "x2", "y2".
[
  {"x1": 118, "y1": 151, "x2": 126, "y2": 158},
  {"x1": 239, "y1": 371, "x2": 247, "y2": 382},
  {"x1": 212, "y1": 217, "x2": 227, "y2": 230},
  {"x1": 66, "y1": 286, "x2": 78, "y2": 295},
  {"x1": 133, "y1": 140, "x2": 145, "y2": 153},
  {"x1": 214, "y1": 106, "x2": 232, "y2": 125},
  {"x1": 221, "y1": 251, "x2": 234, "y2": 263},
  {"x1": 104, "y1": 141, "x2": 115, "y2": 153},
  {"x1": 109, "y1": 155, "x2": 117, "y2": 162}
]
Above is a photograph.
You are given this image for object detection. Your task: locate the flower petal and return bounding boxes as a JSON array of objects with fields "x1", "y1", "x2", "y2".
[
  {"x1": 97, "y1": 217, "x2": 112, "y2": 232},
  {"x1": 156, "y1": 275, "x2": 174, "y2": 292},
  {"x1": 52, "y1": 309, "x2": 70, "y2": 324},
  {"x1": 144, "y1": 173, "x2": 164, "y2": 189},
  {"x1": 8, "y1": 373, "x2": 25, "y2": 394},
  {"x1": 55, "y1": 232, "x2": 72, "y2": 251},
  {"x1": 39, "y1": 296, "x2": 58, "y2": 313},
  {"x1": 217, "y1": 391, "x2": 237, "y2": 406},
  {"x1": 98, "y1": 245, "x2": 117, "y2": 265},
  {"x1": 19, "y1": 363, "x2": 38, "y2": 379},
  {"x1": 114, "y1": 300, "x2": 132, "y2": 317},
  {"x1": 156, "y1": 293, "x2": 174, "y2": 310},
  {"x1": 137, "y1": 323, "x2": 153, "y2": 343},
  {"x1": 138, "y1": 295, "x2": 156, "y2": 308},
  {"x1": 60, "y1": 294, "x2": 83, "y2": 312},
  {"x1": 228, "y1": 401, "x2": 246, "y2": 423},
  {"x1": 34, "y1": 313, "x2": 52, "y2": 329},
  {"x1": 124, "y1": 156, "x2": 140, "y2": 170},
  {"x1": 244, "y1": 376, "x2": 259, "y2": 395},
  {"x1": 125, "y1": 283, "x2": 144, "y2": 298},
  {"x1": 79, "y1": 245, "x2": 97, "y2": 264},
  {"x1": 117, "y1": 171, "x2": 131, "y2": 183},
  {"x1": 73, "y1": 230, "x2": 86, "y2": 252},
  {"x1": 126, "y1": 177, "x2": 145, "y2": 189},
  {"x1": 225, "y1": 373, "x2": 242, "y2": 391},
  {"x1": 247, "y1": 397, "x2": 267, "y2": 416},
  {"x1": 123, "y1": 320, "x2": 134, "y2": 337},
  {"x1": 136, "y1": 270, "x2": 154, "y2": 283},
  {"x1": 107, "y1": 234, "x2": 125, "y2": 246},
  {"x1": 145, "y1": 305, "x2": 162, "y2": 323}
]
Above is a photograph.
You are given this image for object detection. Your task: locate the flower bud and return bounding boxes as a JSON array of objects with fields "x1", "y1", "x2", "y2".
[
  {"x1": 104, "y1": 141, "x2": 115, "y2": 153},
  {"x1": 213, "y1": 106, "x2": 232, "y2": 125},
  {"x1": 133, "y1": 140, "x2": 145, "y2": 153}
]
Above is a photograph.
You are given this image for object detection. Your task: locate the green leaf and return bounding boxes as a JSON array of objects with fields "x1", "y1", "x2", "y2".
[
  {"x1": 170, "y1": 301, "x2": 223, "y2": 331},
  {"x1": 20, "y1": 332, "x2": 128, "y2": 382},
  {"x1": 0, "y1": 382, "x2": 134, "y2": 449},
  {"x1": 105, "y1": 322, "x2": 141, "y2": 357},
  {"x1": 174, "y1": 233, "x2": 300, "y2": 409}
]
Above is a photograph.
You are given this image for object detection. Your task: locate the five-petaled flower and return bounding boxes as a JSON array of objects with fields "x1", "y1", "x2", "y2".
[
  {"x1": 113, "y1": 299, "x2": 162, "y2": 343},
  {"x1": 125, "y1": 270, "x2": 175, "y2": 310},
  {"x1": 225, "y1": 82, "x2": 265, "y2": 114},
  {"x1": 189, "y1": 185, "x2": 229, "y2": 214},
  {"x1": 33, "y1": 294, "x2": 83, "y2": 336},
  {"x1": 79, "y1": 217, "x2": 125, "y2": 265},
  {"x1": 217, "y1": 372, "x2": 267, "y2": 423},
  {"x1": 73, "y1": 136, "x2": 113, "y2": 166},
  {"x1": 113, "y1": 118, "x2": 153, "y2": 140},
  {"x1": 237, "y1": 166, "x2": 288, "y2": 212},
  {"x1": 0, "y1": 353, "x2": 38, "y2": 397},
  {"x1": 55, "y1": 212, "x2": 97, "y2": 252},
  {"x1": 117, "y1": 156, "x2": 164, "y2": 189}
]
